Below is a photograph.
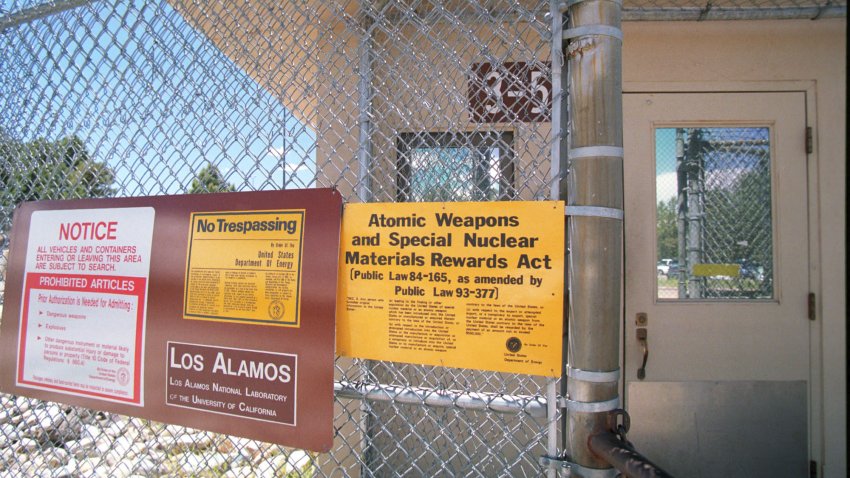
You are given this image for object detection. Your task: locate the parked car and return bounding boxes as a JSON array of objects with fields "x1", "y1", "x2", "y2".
[
  {"x1": 666, "y1": 260, "x2": 680, "y2": 278},
  {"x1": 657, "y1": 258, "x2": 674, "y2": 276},
  {"x1": 737, "y1": 260, "x2": 765, "y2": 281}
]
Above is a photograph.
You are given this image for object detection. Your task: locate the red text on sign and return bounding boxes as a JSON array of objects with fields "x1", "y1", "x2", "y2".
[{"x1": 59, "y1": 221, "x2": 118, "y2": 241}]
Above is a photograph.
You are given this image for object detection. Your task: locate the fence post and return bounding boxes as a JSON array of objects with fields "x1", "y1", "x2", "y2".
[
  {"x1": 549, "y1": 7, "x2": 568, "y2": 477},
  {"x1": 676, "y1": 128, "x2": 688, "y2": 298},
  {"x1": 563, "y1": 0, "x2": 624, "y2": 475},
  {"x1": 357, "y1": 0, "x2": 374, "y2": 203},
  {"x1": 686, "y1": 133, "x2": 704, "y2": 298}
]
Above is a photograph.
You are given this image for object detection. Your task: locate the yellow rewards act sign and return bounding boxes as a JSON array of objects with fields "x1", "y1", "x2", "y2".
[{"x1": 337, "y1": 201, "x2": 564, "y2": 377}]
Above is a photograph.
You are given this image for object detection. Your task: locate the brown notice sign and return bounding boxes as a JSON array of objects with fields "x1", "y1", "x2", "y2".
[
  {"x1": 0, "y1": 189, "x2": 341, "y2": 452},
  {"x1": 468, "y1": 62, "x2": 551, "y2": 123}
]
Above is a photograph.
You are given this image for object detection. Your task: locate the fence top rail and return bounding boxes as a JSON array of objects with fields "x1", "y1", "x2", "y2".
[{"x1": 1, "y1": 0, "x2": 846, "y2": 32}]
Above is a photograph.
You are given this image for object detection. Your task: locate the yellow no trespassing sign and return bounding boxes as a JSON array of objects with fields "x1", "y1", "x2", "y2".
[
  {"x1": 184, "y1": 210, "x2": 305, "y2": 327},
  {"x1": 336, "y1": 201, "x2": 564, "y2": 377}
]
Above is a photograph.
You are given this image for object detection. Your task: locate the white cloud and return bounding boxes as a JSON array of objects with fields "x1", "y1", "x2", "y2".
[
  {"x1": 267, "y1": 146, "x2": 285, "y2": 158},
  {"x1": 705, "y1": 167, "x2": 748, "y2": 190},
  {"x1": 655, "y1": 167, "x2": 753, "y2": 204},
  {"x1": 656, "y1": 171, "x2": 678, "y2": 203},
  {"x1": 267, "y1": 146, "x2": 311, "y2": 174}
]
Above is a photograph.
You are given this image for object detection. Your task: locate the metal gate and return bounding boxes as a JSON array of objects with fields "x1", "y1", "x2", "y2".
[
  {"x1": 1, "y1": 1, "x2": 556, "y2": 476},
  {"x1": 0, "y1": 0, "x2": 844, "y2": 477}
]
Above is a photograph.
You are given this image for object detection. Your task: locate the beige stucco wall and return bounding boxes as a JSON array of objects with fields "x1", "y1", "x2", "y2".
[
  {"x1": 169, "y1": 1, "x2": 553, "y2": 202},
  {"x1": 368, "y1": 20, "x2": 551, "y2": 201},
  {"x1": 358, "y1": 15, "x2": 848, "y2": 475},
  {"x1": 166, "y1": 3, "x2": 846, "y2": 473},
  {"x1": 622, "y1": 18, "x2": 846, "y2": 477}
]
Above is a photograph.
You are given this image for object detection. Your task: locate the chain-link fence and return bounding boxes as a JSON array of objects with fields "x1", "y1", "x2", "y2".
[
  {"x1": 2, "y1": 1, "x2": 555, "y2": 476},
  {"x1": 0, "y1": 0, "x2": 845, "y2": 476}
]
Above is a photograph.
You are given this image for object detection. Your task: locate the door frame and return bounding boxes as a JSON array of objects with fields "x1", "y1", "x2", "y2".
[{"x1": 620, "y1": 80, "x2": 823, "y2": 465}]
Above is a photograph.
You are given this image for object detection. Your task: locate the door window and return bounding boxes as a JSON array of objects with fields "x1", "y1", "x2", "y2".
[{"x1": 655, "y1": 127, "x2": 773, "y2": 300}]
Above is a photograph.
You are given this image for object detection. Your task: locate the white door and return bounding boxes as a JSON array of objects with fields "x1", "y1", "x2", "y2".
[{"x1": 623, "y1": 91, "x2": 811, "y2": 477}]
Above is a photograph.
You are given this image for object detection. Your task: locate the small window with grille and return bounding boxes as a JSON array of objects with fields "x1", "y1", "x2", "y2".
[
  {"x1": 656, "y1": 127, "x2": 774, "y2": 300},
  {"x1": 396, "y1": 131, "x2": 515, "y2": 202}
]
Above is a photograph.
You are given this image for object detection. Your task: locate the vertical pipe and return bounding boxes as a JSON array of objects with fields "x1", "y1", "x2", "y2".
[
  {"x1": 687, "y1": 142, "x2": 702, "y2": 298},
  {"x1": 564, "y1": 0, "x2": 623, "y2": 473},
  {"x1": 357, "y1": 3, "x2": 375, "y2": 474},
  {"x1": 549, "y1": 3, "x2": 569, "y2": 474},
  {"x1": 546, "y1": 380, "x2": 558, "y2": 478},
  {"x1": 550, "y1": 0, "x2": 567, "y2": 201},
  {"x1": 675, "y1": 129, "x2": 687, "y2": 298},
  {"x1": 357, "y1": 0, "x2": 374, "y2": 203},
  {"x1": 282, "y1": 108, "x2": 287, "y2": 189}
]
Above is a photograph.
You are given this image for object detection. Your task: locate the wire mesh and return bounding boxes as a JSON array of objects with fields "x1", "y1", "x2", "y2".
[
  {"x1": 655, "y1": 127, "x2": 774, "y2": 300},
  {"x1": 1, "y1": 1, "x2": 556, "y2": 476},
  {"x1": 3, "y1": 0, "x2": 843, "y2": 475}
]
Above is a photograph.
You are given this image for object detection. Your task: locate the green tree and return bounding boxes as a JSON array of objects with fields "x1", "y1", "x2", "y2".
[
  {"x1": 188, "y1": 163, "x2": 235, "y2": 194},
  {"x1": 656, "y1": 196, "x2": 677, "y2": 260},
  {"x1": 1, "y1": 134, "x2": 114, "y2": 212}
]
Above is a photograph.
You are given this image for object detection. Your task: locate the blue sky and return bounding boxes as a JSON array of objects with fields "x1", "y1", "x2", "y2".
[
  {"x1": 655, "y1": 128, "x2": 678, "y2": 203},
  {"x1": 1, "y1": 0, "x2": 317, "y2": 196},
  {"x1": 654, "y1": 127, "x2": 770, "y2": 203}
]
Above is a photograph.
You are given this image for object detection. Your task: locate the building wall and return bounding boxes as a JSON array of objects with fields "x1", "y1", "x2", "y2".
[
  {"x1": 164, "y1": 4, "x2": 847, "y2": 473},
  {"x1": 356, "y1": 15, "x2": 847, "y2": 474},
  {"x1": 622, "y1": 18, "x2": 846, "y2": 476},
  {"x1": 369, "y1": 19, "x2": 552, "y2": 201}
]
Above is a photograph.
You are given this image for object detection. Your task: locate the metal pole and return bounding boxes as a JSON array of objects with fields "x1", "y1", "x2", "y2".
[
  {"x1": 281, "y1": 108, "x2": 287, "y2": 189},
  {"x1": 563, "y1": 0, "x2": 623, "y2": 474},
  {"x1": 546, "y1": 380, "x2": 559, "y2": 478},
  {"x1": 588, "y1": 432, "x2": 674, "y2": 478},
  {"x1": 0, "y1": 0, "x2": 95, "y2": 32},
  {"x1": 686, "y1": 135, "x2": 702, "y2": 298},
  {"x1": 334, "y1": 380, "x2": 549, "y2": 417},
  {"x1": 357, "y1": 0, "x2": 374, "y2": 203},
  {"x1": 550, "y1": 0, "x2": 567, "y2": 202},
  {"x1": 549, "y1": 4, "x2": 569, "y2": 475},
  {"x1": 357, "y1": 3, "x2": 375, "y2": 474},
  {"x1": 622, "y1": 6, "x2": 846, "y2": 21},
  {"x1": 675, "y1": 129, "x2": 687, "y2": 298}
]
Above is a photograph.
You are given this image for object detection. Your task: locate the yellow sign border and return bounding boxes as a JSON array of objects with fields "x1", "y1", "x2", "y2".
[
  {"x1": 183, "y1": 209, "x2": 305, "y2": 327},
  {"x1": 337, "y1": 201, "x2": 565, "y2": 377}
]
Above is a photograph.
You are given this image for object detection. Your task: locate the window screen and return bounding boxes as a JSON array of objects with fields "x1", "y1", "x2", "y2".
[{"x1": 396, "y1": 131, "x2": 515, "y2": 202}]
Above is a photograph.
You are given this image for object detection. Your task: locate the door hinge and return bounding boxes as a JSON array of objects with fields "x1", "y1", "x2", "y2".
[
  {"x1": 808, "y1": 292, "x2": 816, "y2": 321},
  {"x1": 806, "y1": 126, "x2": 813, "y2": 154},
  {"x1": 809, "y1": 459, "x2": 818, "y2": 478}
]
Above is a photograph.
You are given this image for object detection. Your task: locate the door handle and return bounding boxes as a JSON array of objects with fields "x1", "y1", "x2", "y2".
[{"x1": 636, "y1": 327, "x2": 648, "y2": 380}]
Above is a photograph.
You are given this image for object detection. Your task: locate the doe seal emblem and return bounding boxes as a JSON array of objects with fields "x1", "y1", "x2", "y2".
[
  {"x1": 506, "y1": 337, "x2": 522, "y2": 353},
  {"x1": 268, "y1": 301, "x2": 285, "y2": 321}
]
